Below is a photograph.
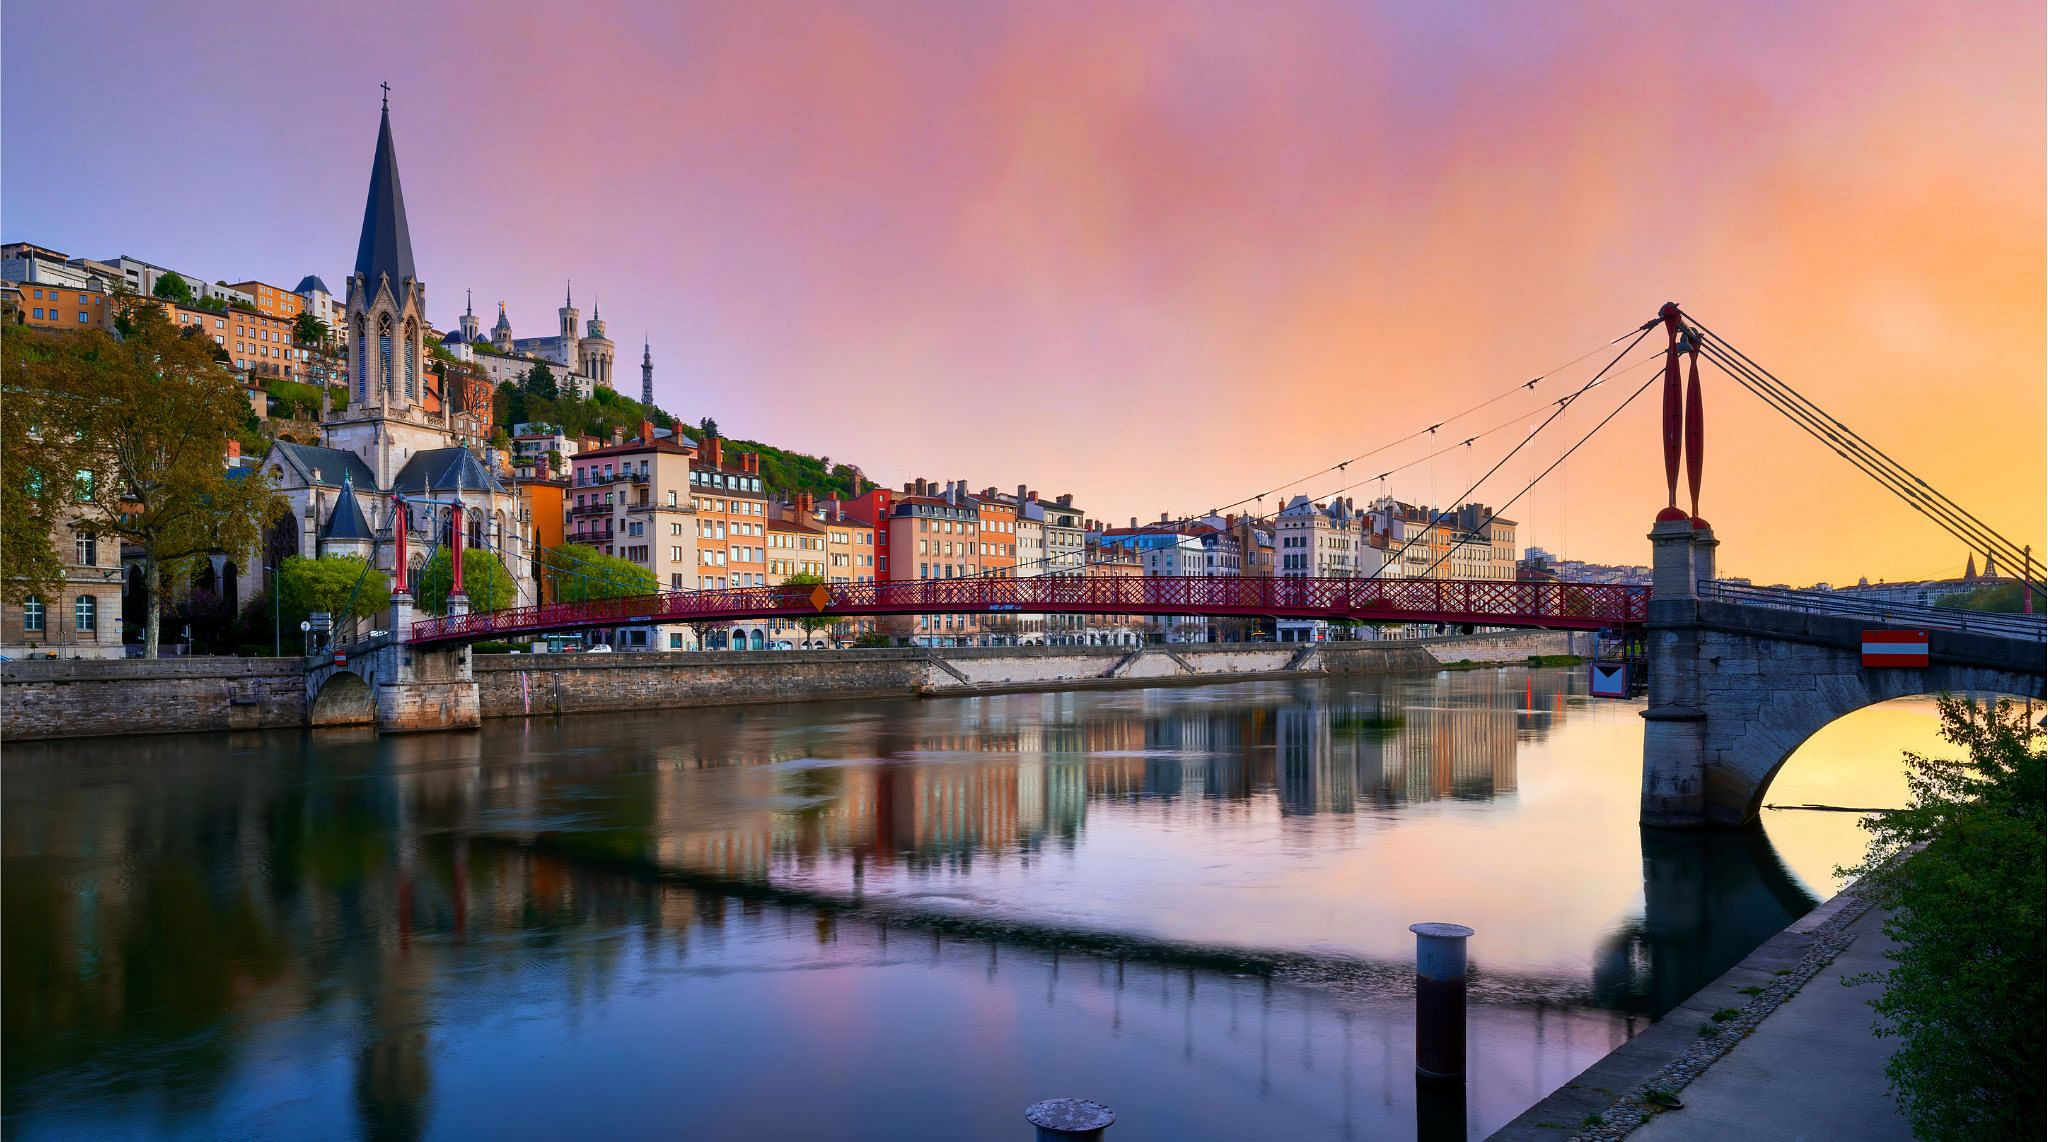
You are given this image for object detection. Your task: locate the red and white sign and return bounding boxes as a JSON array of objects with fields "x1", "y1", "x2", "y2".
[{"x1": 1861, "y1": 629, "x2": 1929, "y2": 668}]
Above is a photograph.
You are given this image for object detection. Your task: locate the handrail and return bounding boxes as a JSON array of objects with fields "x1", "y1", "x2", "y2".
[
  {"x1": 411, "y1": 575, "x2": 1651, "y2": 645},
  {"x1": 1699, "y1": 580, "x2": 2047, "y2": 642}
]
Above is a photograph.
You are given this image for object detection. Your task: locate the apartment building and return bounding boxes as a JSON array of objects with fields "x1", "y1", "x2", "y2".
[
  {"x1": 225, "y1": 279, "x2": 306, "y2": 320},
  {"x1": 16, "y1": 282, "x2": 110, "y2": 330},
  {"x1": 0, "y1": 504, "x2": 125, "y2": 660},
  {"x1": 568, "y1": 422, "x2": 697, "y2": 650},
  {"x1": 690, "y1": 438, "x2": 772, "y2": 649}
]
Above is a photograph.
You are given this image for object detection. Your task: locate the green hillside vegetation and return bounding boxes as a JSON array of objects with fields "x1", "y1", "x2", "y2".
[
  {"x1": 1937, "y1": 582, "x2": 2031, "y2": 613},
  {"x1": 483, "y1": 360, "x2": 874, "y2": 501}
]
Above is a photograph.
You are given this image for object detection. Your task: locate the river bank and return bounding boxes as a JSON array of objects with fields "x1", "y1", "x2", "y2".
[
  {"x1": 1489, "y1": 874, "x2": 1887, "y2": 1140},
  {"x1": 0, "y1": 628, "x2": 1577, "y2": 741}
]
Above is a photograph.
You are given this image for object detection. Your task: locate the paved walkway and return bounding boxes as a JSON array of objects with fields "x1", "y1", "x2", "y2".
[{"x1": 1631, "y1": 905, "x2": 1911, "y2": 1141}]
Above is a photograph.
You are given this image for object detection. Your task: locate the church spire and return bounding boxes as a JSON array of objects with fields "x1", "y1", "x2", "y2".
[
  {"x1": 640, "y1": 334, "x2": 654, "y2": 410},
  {"x1": 353, "y1": 93, "x2": 416, "y2": 290},
  {"x1": 466, "y1": 289, "x2": 473, "y2": 317}
]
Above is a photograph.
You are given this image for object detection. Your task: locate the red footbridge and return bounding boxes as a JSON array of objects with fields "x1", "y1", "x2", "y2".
[{"x1": 408, "y1": 576, "x2": 1650, "y2": 647}]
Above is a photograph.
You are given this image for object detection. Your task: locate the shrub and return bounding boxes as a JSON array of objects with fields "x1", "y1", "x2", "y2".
[{"x1": 1848, "y1": 696, "x2": 2044, "y2": 1141}]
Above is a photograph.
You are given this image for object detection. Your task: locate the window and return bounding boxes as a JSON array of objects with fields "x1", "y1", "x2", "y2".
[
  {"x1": 74, "y1": 594, "x2": 97, "y2": 632},
  {"x1": 78, "y1": 311, "x2": 89, "y2": 323},
  {"x1": 73, "y1": 470, "x2": 92, "y2": 502},
  {"x1": 22, "y1": 595, "x2": 44, "y2": 632},
  {"x1": 75, "y1": 533, "x2": 96, "y2": 566},
  {"x1": 30, "y1": 309, "x2": 41, "y2": 320}
]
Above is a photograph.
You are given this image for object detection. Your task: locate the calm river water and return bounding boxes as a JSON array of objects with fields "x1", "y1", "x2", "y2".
[{"x1": 3, "y1": 668, "x2": 1931, "y2": 1140}]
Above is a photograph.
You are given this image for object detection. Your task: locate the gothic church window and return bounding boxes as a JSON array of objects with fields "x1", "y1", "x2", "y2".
[{"x1": 378, "y1": 316, "x2": 393, "y2": 394}]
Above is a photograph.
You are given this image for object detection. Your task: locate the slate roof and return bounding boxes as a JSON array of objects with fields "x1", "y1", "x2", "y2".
[
  {"x1": 271, "y1": 441, "x2": 377, "y2": 489},
  {"x1": 322, "y1": 481, "x2": 375, "y2": 541},
  {"x1": 353, "y1": 106, "x2": 416, "y2": 289},
  {"x1": 391, "y1": 447, "x2": 505, "y2": 496},
  {"x1": 294, "y1": 275, "x2": 331, "y2": 296}
]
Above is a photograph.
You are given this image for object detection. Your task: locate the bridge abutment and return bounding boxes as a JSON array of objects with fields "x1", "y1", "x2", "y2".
[
  {"x1": 305, "y1": 593, "x2": 481, "y2": 734},
  {"x1": 1642, "y1": 521, "x2": 2044, "y2": 827}
]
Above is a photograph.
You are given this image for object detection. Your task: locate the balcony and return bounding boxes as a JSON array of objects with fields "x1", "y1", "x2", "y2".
[{"x1": 570, "y1": 500, "x2": 618, "y2": 518}]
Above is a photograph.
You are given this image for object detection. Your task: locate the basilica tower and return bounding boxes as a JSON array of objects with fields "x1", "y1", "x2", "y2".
[
  {"x1": 557, "y1": 282, "x2": 582, "y2": 376},
  {"x1": 579, "y1": 299, "x2": 615, "y2": 390},
  {"x1": 328, "y1": 94, "x2": 449, "y2": 487}
]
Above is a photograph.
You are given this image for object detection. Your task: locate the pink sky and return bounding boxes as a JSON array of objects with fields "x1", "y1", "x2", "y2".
[{"x1": 5, "y1": 1, "x2": 2041, "y2": 583}]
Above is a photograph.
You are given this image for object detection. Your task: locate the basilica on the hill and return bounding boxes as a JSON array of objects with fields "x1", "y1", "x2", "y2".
[{"x1": 257, "y1": 98, "x2": 532, "y2": 605}]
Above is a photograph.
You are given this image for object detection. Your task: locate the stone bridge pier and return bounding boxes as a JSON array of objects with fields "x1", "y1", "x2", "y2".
[
  {"x1": 1640, "y1": 518, "x2": 2045, "y2": 827},
  {"x1": 304, "y1": 593, "x2": 480, "y2": 733}
]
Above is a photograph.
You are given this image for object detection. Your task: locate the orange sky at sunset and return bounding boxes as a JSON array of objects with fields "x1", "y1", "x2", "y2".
[{"x1": 5, "y1": 1, "x2": 2040, "y2": 584}]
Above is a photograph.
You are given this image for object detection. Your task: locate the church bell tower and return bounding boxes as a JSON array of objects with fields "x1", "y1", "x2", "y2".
[{"x1": 328, "y1": 88, "x2": 450, "y2": 488}]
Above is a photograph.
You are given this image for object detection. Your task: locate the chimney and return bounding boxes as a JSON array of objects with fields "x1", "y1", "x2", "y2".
[
  {"x1": 1130, "y1": 517, "x2": 1138, "y2": 528},
  {"x1": 903, "y1": 481, "x2": 915, "y2": 494},
  {"x1": 1027, "y1": 490, "x2": 1038, "y2": 503},
  {"x1": 707, "y1": 437, "x2": 723, "y2": 468},
  {"x1": 796, "y1": 491, "x2": 815, "y2": 514},
  {"x1": 1160, "y1": 512, "x2": 1169, "y2": 524},
  {"x1": 640, "y1": 419, "x2": 654, "y2": 444},
  {"x1": 1057, "y1": 493, "x2": 1072, "y2": 507},
  {"x1": 225, "y1": 437, "x2": 240, "y2": 462},
  {"x1": 1017, "y1": 484, "x2": 1028, "y2": 504},
  {"x1": 914, "y1": 478, "x2": 929, "y2": 497},
  {"x1": 612, "y1": 426, "x2": 624, "y2": 446}
]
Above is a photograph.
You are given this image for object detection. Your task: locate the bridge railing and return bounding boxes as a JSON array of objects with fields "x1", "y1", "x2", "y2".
[
  {"x1": 1700, "y1": 580, "x2": 2047, "y2": 642},
  {"x1": 410, "y1": 575, "x2": 1651, "y2": 645}
]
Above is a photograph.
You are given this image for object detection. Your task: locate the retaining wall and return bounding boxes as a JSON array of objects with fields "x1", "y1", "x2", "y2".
[
  {"x1": 0, "y1": 657, "x2": 307, "y2": 741},
  {"x1": 0, "y1": 630, "x2": 1577, "y2": 740}
]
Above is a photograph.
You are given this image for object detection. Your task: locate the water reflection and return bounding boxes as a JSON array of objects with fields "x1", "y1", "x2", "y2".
[{"x1": 4, "y1": 670, "x2": 1880, "y2": 1140}]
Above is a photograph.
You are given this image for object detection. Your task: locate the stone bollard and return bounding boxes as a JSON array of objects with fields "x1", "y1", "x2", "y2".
[
  {"x1": 1410, "y1": 922, "x2": 1473, "y2": 1080},
  {"x1": 1025, "y1": 1098, "x2": 1115, "y2": 1141}
]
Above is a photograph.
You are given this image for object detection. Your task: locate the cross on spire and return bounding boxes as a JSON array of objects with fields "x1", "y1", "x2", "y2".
[{"x1": 380, "y1": 81, "x2": 390, "y2": 109}]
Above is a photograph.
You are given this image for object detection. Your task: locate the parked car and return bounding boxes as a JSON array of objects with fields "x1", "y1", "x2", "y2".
[{"x1": 586, "y1": 643, "x2": 613, "y2": 654}]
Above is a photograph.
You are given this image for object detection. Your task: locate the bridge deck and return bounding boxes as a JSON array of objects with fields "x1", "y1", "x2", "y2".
[{"x1": 410, "y1": 576, "x2": 1649, "y2": 646}]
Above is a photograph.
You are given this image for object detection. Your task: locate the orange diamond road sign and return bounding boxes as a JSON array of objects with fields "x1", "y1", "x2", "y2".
[{"x1": 810, "y1": 585, "x2": 831, "y2": 612}]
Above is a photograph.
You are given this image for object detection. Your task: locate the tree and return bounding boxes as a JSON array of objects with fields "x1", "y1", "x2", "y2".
[
  {"x1": 542, "y1": 543, "x2": 657, "y2": 603},
  {"x1": 777, "y1": 571, "x2": 836, "y2": 633},
  {"x1": 1936, "y1": 582, "x2": 2029, "y2": 613},
  {"x1": 413, "y1": 547, "x2": 516, "y2": 616},
  {"x1": 275, "y1": 555, "x2": 391, "y2": 632},
  {"x1": 28, "y1": 308, "x2": 285, "y2": 655},
  {"x1": 698, "y1": 416, "x2": 719, "y2": 440},
  {"x1": 522, "y1": 362, "x2": 558, "y2": 401},
  {"x1": 292, "y1": 312, "x2": 330, "y2": 347},
  {"x1": 152, "y1": 271, "x2": 195, "y2": 305},
  {"x1": 0, "y1": 324, "x2": 89, "y2": 604},
  {"x1": 1847, "y1": 696, "x2": 2043, "y2": 1141}
]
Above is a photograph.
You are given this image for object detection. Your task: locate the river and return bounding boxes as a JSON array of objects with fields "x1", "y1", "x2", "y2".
[{"x1": 2, "y1": 667, "x2": 1931, "y2": 1140}]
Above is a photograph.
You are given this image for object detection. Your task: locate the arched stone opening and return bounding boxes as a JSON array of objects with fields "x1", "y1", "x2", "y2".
[
  {"x1": 1674, "y1": 663, "x2": 2043, "y2": 829},
  {"x1": 310, "y1": 670, "x2": 377, "y2": 727}
]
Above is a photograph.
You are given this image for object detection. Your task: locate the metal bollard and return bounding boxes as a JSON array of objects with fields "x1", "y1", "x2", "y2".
[
  {"x1": 1025, "y1": 1098, "x2": 1115, "y2": 1141},
  {"x1": 1410, "y1": 922, "x2": 1473, "y2": 1080}
]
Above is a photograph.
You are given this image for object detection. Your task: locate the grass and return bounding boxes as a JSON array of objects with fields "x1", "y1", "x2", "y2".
[
  {"x1": 1736, "y1": 985, "x2": 1765, "y2": 996},
  {"x1": 1525, "y1": 654, "x2": 1584, "y2": 667},
  {"x1": 1698, "y1": 1024, "x2": 1720, "y2": 1038},
  {"x1": 1711, "y1": 1007, "x2": 1742, "y2": 1022},
  {"x1": 1581, "y1": 1112, "x2": 1604, "y2": 1128}
]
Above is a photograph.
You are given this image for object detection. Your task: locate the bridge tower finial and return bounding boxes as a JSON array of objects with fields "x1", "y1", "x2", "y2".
[{"x1": 1656, "y1": 302, "x2": 1689, "y2": 524}]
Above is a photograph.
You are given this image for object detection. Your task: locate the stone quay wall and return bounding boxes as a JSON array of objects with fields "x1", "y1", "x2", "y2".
[
  {"x1": 0, "y1": 629, "x2": 1576, "y2": 740},
  {"x1": 1, "y1": 657, "x2": 307, "y2": 741}
]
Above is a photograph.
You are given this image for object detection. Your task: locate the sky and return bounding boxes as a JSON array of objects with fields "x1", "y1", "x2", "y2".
[{"x1": 4, "y1": 1, "x2": 2041, "y2": 585}]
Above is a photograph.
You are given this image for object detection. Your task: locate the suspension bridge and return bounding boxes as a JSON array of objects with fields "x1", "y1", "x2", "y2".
[{"x1": 306, "y1": 302, "x2": 2044, "y2": 828}]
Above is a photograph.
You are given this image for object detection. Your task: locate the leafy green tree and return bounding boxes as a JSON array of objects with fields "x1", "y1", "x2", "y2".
[
  {"x1": 292, "y1": 312, "x2": 330, "y2": 347},
  {"x1": 275, "y1": 555, "x2": 390, "y2": 632},
  {"x1": 1848, "y1": 696, "x2": 2044, "y2": 1141},
  {"x1": 413, "y1": 547, "x2": 517, "y2": 616},
  {"x1": 1936, "y1": 582, "x2": 2030, "y2": 613},
  {"x1": 542, "y1": 543, "x2": 657, "y2": 602},
  {"x1": 152, "y1": 270, "x2": 195, "y2": 304},
  {"x1": 522, "y1": 362, "x2": 558, "y2": 401},
  {"x1": 777, "y1": 570, "x2": 836, "y2": 633},
  {"x1": 0, "y1": 324, "x2": 89, "y2": 604},
  {"x1": 22, "y1": 308, "x2": 285, "y2": 654},
  {"x1": 698, "y1": 416, "x2": 719, "y2": 439}
]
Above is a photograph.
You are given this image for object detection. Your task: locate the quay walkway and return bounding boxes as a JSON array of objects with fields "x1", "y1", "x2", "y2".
[
  {"x1": 1492, "y1": 890, "x2": 1910, "y2": 1141},
  {"x1": 1630, "y1": 904, "x2": 1909, "y2": 1141}
]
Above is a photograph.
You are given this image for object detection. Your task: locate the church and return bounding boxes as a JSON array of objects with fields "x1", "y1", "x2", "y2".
[
  {"x1": 443, "y1": 287, "x2": 618, "y2": 400},
  {"x1": 256, "y1": 97, "x2": 533, "y2": 608}
]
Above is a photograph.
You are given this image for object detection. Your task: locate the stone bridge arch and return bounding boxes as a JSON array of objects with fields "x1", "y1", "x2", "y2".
[
  {"x1": 309, "y1": 667, "x2": 377, "y2": 726},
  {"x1": 1701, "y1": 661, "x2": 2043, "y2": 826}
]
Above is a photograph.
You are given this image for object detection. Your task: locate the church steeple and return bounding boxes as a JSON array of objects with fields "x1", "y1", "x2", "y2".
[{"x1": 353, "y1": 98, "x2": 416, "y2": 293}]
